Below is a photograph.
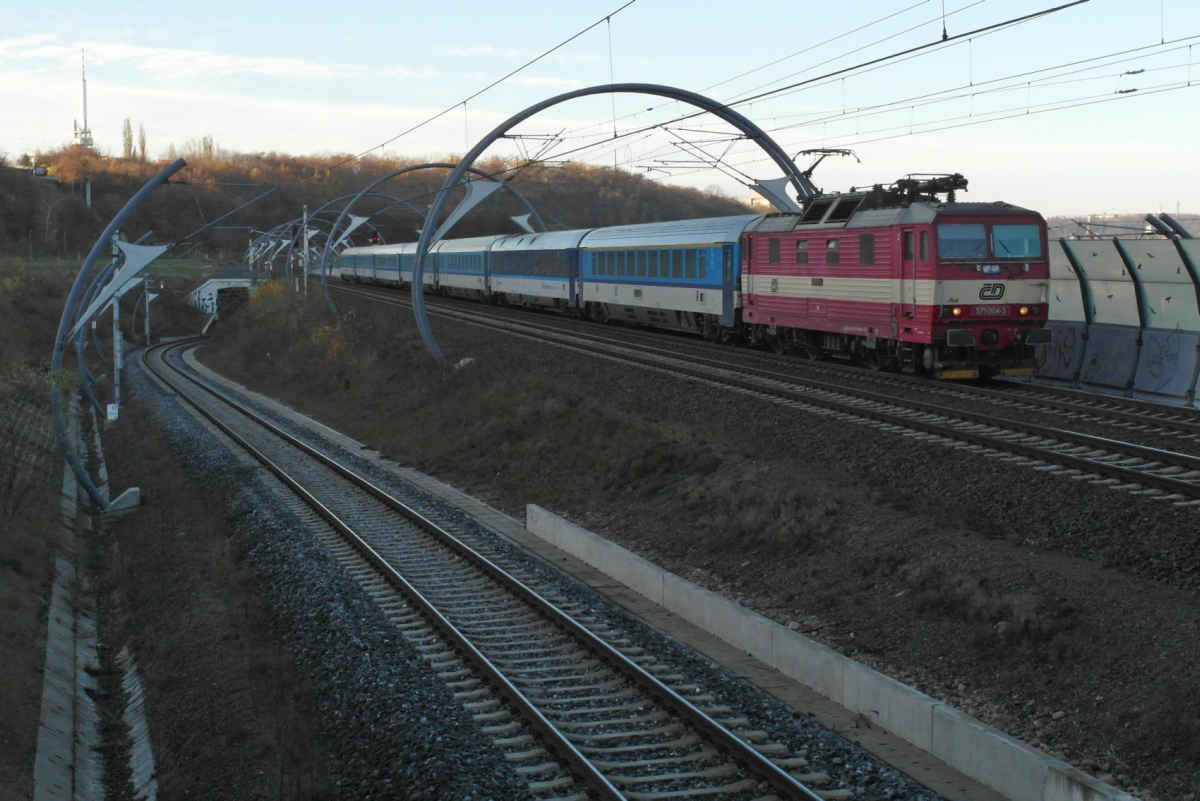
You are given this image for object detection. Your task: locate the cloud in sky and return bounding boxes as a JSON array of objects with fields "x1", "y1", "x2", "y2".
[
  {"x1": 0, "y1": 34, "x2": 432, "y2": 82},
  {"x1": 510, "y1": 76, "x2": 582, "y2": 88}
]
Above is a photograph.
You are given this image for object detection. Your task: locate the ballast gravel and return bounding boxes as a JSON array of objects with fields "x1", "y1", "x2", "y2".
[{"x1": 128, "y1": 357, "x2": 532, "y2": 800}]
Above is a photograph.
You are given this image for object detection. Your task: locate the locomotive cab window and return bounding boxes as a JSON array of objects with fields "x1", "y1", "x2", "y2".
[
  {"x1": 768, "y1": 237, "x2": 781, "y2": 265},
  {"x1": 993, "y1": 224, "x2": 1042, "y2": 258},
  {"x1": 938, "y1": 224, "x2": 987, "y2": 260},
  {"x1": 826, "y1": 239, "x2": 840, "y2": 266},
  {"x1": 919, "y1": 230, "x2": 930, "y2": 262},
  {"x1": 795, "y1": 241, "x2": 809, "y2": 265},
  {"x1": 858, "y1": 234, "x2": 875, "y2": 266}
]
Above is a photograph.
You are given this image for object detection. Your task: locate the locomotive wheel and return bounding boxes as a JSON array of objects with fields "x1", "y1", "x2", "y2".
[
  {"x1": 771, "y1": 336, "x2": 787, "y2": 355},
  {"x1": 866, "y1": 350, "x2": 883, "y2": 371}
]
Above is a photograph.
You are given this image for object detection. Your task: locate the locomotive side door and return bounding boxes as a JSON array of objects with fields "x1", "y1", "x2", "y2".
[{"x1": 900, "y1": 228, "x2": 917, "y2": 321}]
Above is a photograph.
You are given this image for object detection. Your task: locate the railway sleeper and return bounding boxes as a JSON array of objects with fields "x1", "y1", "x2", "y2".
[
  {"x1": 525, "y1": 677, "x2": 626, "y2": 698},
  {"x1": 591, "y1": 747, "x2": 720, "y2": 770},
  {"x1": 534, "y1": 687, "x2": 640, "y2": 706},
  {"x1": 553, "y1": 710, "x2": 671, "y2": 731},
  {"x1": 487, "y1": 653, "x2": 593, "y2": 668},
  {"x1": 509, "y1": 660, "x2": 604, "y2": 680},
  {"x1": 606, "y1": 763, "x2": 739, "y2": 785},
  {"x1": 623, "y1": 777, "x2": 758, "y2": 800},
  {"x1": 514, "y1": 762, "x2": 562, "y2": 777},
  {"x1": 526, "y1": 776, "x2": 577, "y2": 794},
  {"x1": 568, "y1": 722, "x2": 686, "y2": 744},
  {"x1": 481, "y1": 642, "x2": 577, "y2": 658},
  {"x1": 545, "y1": 700, "x2": 651, "y2": 718},
  {"x1": 505, "y1": 747, "x2": 548, "y2": 762}
]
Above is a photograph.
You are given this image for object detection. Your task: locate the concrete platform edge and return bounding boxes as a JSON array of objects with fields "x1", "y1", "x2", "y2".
[{"x1": 526, "y1": 505, "x2": 1132, "y2": 801}]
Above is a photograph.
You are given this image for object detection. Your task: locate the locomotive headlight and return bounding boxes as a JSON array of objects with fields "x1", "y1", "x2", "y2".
[
  {"x1": 952, "y1": 306, "x2": 962, "y2": 317},
  {"x1": 1019, "y1": 306, "x2": 1030, "y2": 315},
  {"x1": 982, "y1": 264, "x2": 1002, "y2": 275},
  {"x1": 1031, "y1": 305, "x2": 1040, "y2": 315}
]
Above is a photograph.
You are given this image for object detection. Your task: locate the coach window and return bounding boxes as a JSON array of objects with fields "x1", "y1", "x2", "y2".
[
  {"x1": 796, "y1": 240, "x2": 809, "y2": 265},
  {"x1": 685, "y1": 250, "x2": 697, "y2": 279},
  {"x1": 919, "y1": 230, "x2": 930, "y2": 262},
  {"x1": 826, "y1": 239, "x2": 840, "y2": 266},
  {"x1": 768, "y1": 237, "x2": 781, "y2": 265},
  {"x1": 698, "y1": 249, "x2": 707, "y2": 279},
  {"x1": 859, "y1": 234, "x2": 875, "y2": 266},
  {"x1": 673, "y1": 250, "x2": 685, "y2": 279}
]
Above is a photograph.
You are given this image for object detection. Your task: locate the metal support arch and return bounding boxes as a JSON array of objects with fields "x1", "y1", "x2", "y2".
[
  {"x1": 50, "y1": 158, "x2": 187, "y2": 511},
  {"x1": 318, "y1": 162, "x2": 549, "y2": 317},
  {"x1": 412, "y1": 83, "x2": 817, "y2": 362}
]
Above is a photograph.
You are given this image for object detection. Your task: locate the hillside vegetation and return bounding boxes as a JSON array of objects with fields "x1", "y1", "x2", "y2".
[{"x1": 0, "y1": 144, "x2": 750, "y2": 264}]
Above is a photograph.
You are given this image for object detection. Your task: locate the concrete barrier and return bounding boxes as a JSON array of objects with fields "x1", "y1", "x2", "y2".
[
  {"x1": 1132, "y1": 329, "x2": 1200, "y2": 405},
  {"x1": 1077, "y1": 324, "x2": 1141, "y2": 395},
  {"x1": 526, "y1": 505, "x2": 1133, "y2": 801},
  {"x1": 1034, "y1": 322, "x2": 1087, "y2": 384}
]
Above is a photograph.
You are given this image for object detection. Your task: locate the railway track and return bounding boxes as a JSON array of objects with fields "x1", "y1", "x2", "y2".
[
  {"x1": 332, "y1": 282, "x2": 1200, "y2": 445},
  {"x1": 143, "y1": 338, "x2": 850, "y2": 801},
  {"x1": 332, "y1": 283, "x2": 1200, "y2": 505}
]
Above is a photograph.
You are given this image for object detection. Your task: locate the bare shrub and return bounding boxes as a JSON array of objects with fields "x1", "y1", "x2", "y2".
[
  {"x1": 902, "y1": 562, "x2": 1076, "y2": 644},
  {"x1": 679, "y1": 469, "x2": 840, "y2": 552}
]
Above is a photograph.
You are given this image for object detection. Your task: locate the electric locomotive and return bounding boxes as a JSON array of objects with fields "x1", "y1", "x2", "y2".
[{"x1": 740, "y1": 175, "x2": 1051, "y2": 378}]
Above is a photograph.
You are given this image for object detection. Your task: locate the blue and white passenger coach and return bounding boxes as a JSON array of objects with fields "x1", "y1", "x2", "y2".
[
  {"x1": 339, "y1": 214, "x2": 764, "y2": 339},
  {"x1": 429, "y1": 235, "x2": 494, "y2": 300},
  {"x1": 490, "y1": 230, "x2": 588, "y2": 309},
  {"x1": 578, "y1": 215, "x2": 760, "y2": 336}
]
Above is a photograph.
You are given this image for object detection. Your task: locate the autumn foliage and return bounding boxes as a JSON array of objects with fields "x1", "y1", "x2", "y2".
[{"x1": 1, "y1": 142, "x2": 750, "y2": 264}]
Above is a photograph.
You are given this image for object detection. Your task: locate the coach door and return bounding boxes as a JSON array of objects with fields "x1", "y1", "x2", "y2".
[{"x1": 900, "y1": 229, "x2": 917, "y2": 321}]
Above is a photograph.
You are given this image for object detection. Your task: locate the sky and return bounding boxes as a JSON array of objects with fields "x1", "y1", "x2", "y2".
[{"x1": 1, "y1": 0, "x2": 1198, "y2": 216}]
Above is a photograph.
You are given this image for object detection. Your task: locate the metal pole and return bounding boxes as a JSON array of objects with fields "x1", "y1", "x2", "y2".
[
  {"x1": 300, "y1": 204, "x2": 308, "y2": 295},
  {"x1": 144, "y1": 279, "x2": 151, "y2": 345},
  {"x1": 50, "y1": 157, "x2": 186, "y2": 511},
  {"x1": 111, "y1": 293, "x2": 121, "y2": 420}
]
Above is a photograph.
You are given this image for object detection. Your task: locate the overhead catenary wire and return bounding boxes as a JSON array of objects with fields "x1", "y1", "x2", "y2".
[{"x1": 171, "y1": 0, "x2": 640, "y2": 248}]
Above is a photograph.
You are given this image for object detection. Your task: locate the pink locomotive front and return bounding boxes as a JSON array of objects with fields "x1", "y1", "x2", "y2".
[{"x1": 740, "y1": 176, "x2": 1050, "y2": 378}]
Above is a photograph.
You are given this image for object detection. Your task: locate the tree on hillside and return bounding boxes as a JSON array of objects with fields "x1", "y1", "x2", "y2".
[
  {"x1": 137, "y1": 125, "x2": 146, "y2": 161},
  {"x1": 122, "y1": 119, "x2": 134, "y2": 159}
]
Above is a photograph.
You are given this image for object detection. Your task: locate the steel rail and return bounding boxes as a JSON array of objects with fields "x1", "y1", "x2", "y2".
[
  {"x1": 331, "y1": 284, "x2": 1200, "y2": 501},
  {"x1": 142, "y1": 338, "x2": 824, "y2": 801},
  {"x1": 334, "y1": 281, "x2": 1200, "y2": 439}
]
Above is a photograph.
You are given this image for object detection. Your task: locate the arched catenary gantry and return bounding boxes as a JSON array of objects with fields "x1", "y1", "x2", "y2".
[
  {"x1": 412, "y1": 83, "x2": 819, "y2": 363},
  {"x1": 318, "y1": 162, "x2": 549, "y2": 315}
]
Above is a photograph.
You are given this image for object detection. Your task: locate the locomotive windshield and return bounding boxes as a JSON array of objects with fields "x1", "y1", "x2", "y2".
[
  {"x1": 993, "y1": 224, "x2": 1042, "y2": 258},
  {"x1": 937, "y1": 224, "x2": 987, "y2": 259}
]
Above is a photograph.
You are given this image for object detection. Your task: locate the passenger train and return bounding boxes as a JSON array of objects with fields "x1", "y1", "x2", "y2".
[{"x1": 340, "y1": 175, "x2": 1051, "y2": 379}]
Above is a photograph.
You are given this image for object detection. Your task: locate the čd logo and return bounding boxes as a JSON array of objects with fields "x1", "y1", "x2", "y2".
[{"x1": 979, "y1": 283, "x2": 1005, "y2": 300}]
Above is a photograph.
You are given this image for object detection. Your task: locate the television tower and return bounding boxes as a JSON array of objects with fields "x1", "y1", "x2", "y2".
[{"x1": 71, "y1": 49, "x2": 94, "y2": 148}]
